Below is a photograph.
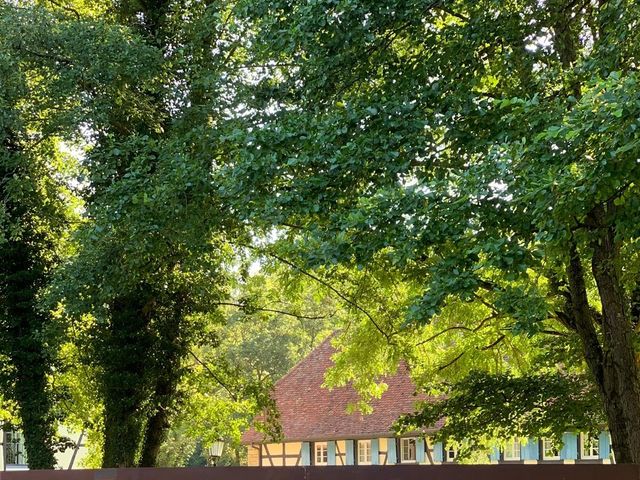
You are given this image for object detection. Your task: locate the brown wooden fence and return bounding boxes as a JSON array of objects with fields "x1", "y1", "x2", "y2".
[{"x1": 0, "y1": 465, "x2": 638, "y2": 480}]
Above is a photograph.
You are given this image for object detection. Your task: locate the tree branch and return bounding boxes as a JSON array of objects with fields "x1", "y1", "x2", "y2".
[
  {"x1": 540, "y1": 329, "x2": 568, "y2": 337},
  {"x1": 188, "y1": 350, "x2": 239, "y2": 401},
  {"x1": 480, "y1": 334, "x2": 506, "y2": 351},
  {"x1": 436, "y1": 6, "x2": 469, "y2": 21},
  {"x1": 46, "y1": 0, "x2": 81, "y2": 20},
  {"x1": 265, "y1": 251, "x2": 395, "y2": 343},
  {"x1": 437, "y1": 351, "x2": 466, "y2": 372},
  {"x1": 473, "y1": 292, "x2": 500, "y2": 316},
  {"x1": 414, "y1": 314, "x2": 498, "y2": 346},
  {"x1": 213, "y1": 301, "x2": 330, "y2": 320},
  {"x1": 565, "y1": 237, "x2": 605, "y2": 386},
  {"x1": 15, "y1": 44, "x2": 72, "y2": 67}
]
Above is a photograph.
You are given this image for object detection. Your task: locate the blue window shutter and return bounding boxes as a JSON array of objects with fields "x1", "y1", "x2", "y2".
[
  {"x1": 327, "y1": 441, "x2": 336, "y2": 466},
  {"x1": 489, "y1": 446, "x2": 500, "y2": 462},
  {"x1": 522, "y1": 438, "x2": 539, "y2": 461},
  {"x1": 560, "y1": 433, "x2": 578, "y2": 460},
  {"x1": 433, "y1": 442, "x2": 443, "y2": 463},
  {"x1": 301, "y1": 442, "x2": 311, "y2": 466},
  {"x1": 371, "y1": 439, "x2": 379, "y2": 465},
  {"x1": 599, "y1": 431, "x2": 611, "y2": 461},
  {"x1": 416, "y1": 438, "x2": 425, "y2": 463},
  {"x1": 346, "y1": 440, "x2": 355, "y2": 465},
  {"x1": 387, "y1": 438, "x2": 397, "y2": 464}
]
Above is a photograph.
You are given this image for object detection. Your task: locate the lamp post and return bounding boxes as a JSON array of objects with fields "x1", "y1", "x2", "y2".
[{"x1": 207, "y1": 440, "x2": 225, "y2": 467}]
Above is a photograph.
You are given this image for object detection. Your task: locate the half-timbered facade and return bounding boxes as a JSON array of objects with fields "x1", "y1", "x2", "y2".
[
  {"x1": 0, "y1": 426, "x2": 88, "y2": 471},
  {"x1": 242, "y1": 336, "x2": 613, "y2": 466}
]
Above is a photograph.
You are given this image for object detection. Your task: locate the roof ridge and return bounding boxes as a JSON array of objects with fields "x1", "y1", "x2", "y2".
[
  {"x1": 272, "y1": 330, "x2": 338, "y2": 389},
  {"x1": 242, "y1": 330, "x2": 436, "y2": 445}
]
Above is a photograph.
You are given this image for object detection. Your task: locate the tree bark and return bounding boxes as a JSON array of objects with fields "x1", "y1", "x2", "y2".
[
  {"x1": 13, "y1": 355, "x2": 57, "y2": 470},
  {"x1": 139, "y1": 298, "x2": 186, "y2": 467},
  {"x1": 101, "y1": 293, "x2": 155, "y2": 468},
  {"x1": 566, "y1": 240, "x2": 633, "y2": 462},
  {"x1": 0, "y1": 136, "x2": 57, "y2": 469},
  {"x1": 550, "y1": 2, "x2": 640, "y2": 463},
  {"x1": 138, "y1": 382, "x2": 171, "y2": 467},
  {"x1": 590, "y1": 209, "x2": 640, "y2": 463}
]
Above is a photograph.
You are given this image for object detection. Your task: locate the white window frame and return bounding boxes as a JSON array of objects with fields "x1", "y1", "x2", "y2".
[
  {"x1": 314, "y1": 442, "x2": 328, "y2": 466},
  {"x1": 400, "y1": 437, "x2": 417, "y2": 463},
  {"x1": 357, "y1": 440, "x2": 372, "y2": 465},
  {"x1": 445, "y1": 445, "x2": 458, "y2": 462},
  {"x1": 542, "y1": 438, "x2": 560, "y2": 461},
  {"x1": 503, "y1": 438, "x2": 521, "y2": 461},
  {"x1": 4, "y1": 429, "x2": 27, "y2": 466},
  {"x1": 580, "y1": 433, "x2": 599, "y2": 460}
]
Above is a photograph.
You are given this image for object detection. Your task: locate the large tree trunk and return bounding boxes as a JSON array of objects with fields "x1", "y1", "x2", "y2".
[
  {"x1": 101, "y1": 293, "x2": 155, "y2": 468},
  {"x1": 566, "y1": 240, "x2": 634, "y2": 463},
  {"x1": 590, "y1": 214, "x2": 640, "y2": 463},
  {"x1": 0, "y1": 136, "x2": 57, "y2": 469},
  {"x1": 13, "y1": 353, "x2": 57, "y2": 470},
  {"x1": 4, "y1": 242, "x2": 57, "y2": 469},
  {"x1": 102, "y1": 405, "x2": 146, "y2": 468},
  {"x1": 139, "y1": 298, "x2": 186, "y2": 467},
  {"x1": 138, "y1": 383, "x2": 171, "y2": 467}
]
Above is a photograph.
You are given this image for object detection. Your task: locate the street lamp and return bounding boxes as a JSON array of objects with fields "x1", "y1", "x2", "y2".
[{"x1": 207, "y1": 440, "x2": 225, "y2": 466}]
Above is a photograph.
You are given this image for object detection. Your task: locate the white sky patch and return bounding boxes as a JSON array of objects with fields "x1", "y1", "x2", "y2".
[
  {"x1": 399, "y1": 172, "x2": 433, "y2": 196},
  {"x1": 399, "y1": 174, "x2": 419, "y2": 187},
  {"x1": 525, "y1": 28, "x2": 553, "y2": 53},
  {"x1": 58, "y1": 141, "x2": 85, "y2": 163},
  {"x1": 248, "y1": 258, "x2": 262, "y2": 276},
  {"x1": 329, "y1": 9, "x2": 344, "y2": 24},
  {"x1": 58, "y1": 139, "x2": 89, "y2": 193},
  {"x1": 228, "y1": 228, "x2": 286, "y2": 280},
  {"x1": 488, "y1": 180, "x2": 507, "y2": 194},
  {"x1": 489, "y1": 180, "x2": 513, "y2": 202}
]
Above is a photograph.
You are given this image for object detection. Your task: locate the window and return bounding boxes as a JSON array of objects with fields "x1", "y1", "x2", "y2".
[
  {"x1": 503, "y1": 438, "x2": 521, "y2": 461},
  {"x1": 400, "y1": 438, "x2": 417, "y2": 463},
  {"x1": 358, "y1": 440, "x2": 371, "y2": 465},
  {"x1": 581, "y1": 434, "x2": 599, "y2": 460},
  {"x1": 314, "y1": 442, "x2": 328, "y2": 465},
  {"x1": 446, "y1": 445, "x2": 458, "y2": 462},
  {"x1": 4, "y1": 430, "x2": 26, "y2": 466},
  {"x1": 542, "y1": 438, "x2": 560, "y2": 460}
]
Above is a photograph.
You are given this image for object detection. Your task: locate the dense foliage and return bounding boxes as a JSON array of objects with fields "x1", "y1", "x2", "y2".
[
  {"x1": 0, "y1": 5, "x2": 82, "y2": 468},
  {"x1": 1, "y1": 0, "x2": 338, "y2": 467},
  {"x1": 220, "y1": 0, "x2": 640, "y2": 463},
  {"x1": 398, "y1": 372, "x2": 605, "y2": 455},
  {"x1": 2, "y1": 0, "x2": 640, "y2": 468}
]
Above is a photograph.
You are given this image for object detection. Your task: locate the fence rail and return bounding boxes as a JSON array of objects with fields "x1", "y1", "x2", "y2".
[{"x1": 0, "y1": 465, "x2": 638, "y2": 480}]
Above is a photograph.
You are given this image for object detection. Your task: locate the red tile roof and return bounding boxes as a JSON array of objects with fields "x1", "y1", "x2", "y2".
[{"x1": 242, "y1": 335, "x2": 441, "y2": 444}]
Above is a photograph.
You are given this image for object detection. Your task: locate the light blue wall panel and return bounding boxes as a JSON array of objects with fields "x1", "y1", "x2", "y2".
[
  {"x1": 371, "y1": 439, "x2": 379, "y2": 465},
  {"x1": 387, "y1": 438, "x2": 397, "y2": 464},
  {"x1": 560, "y1": 433, "x2": 578, "y2": 460},
  {"x1": 599, "y1": 431, "x2": 611, "y2": 461},
  {"x1": 327, "y1": 441, "x2": 336, "y2": 466},
  {"x1": 489, "y1": 446, "x2": 500, "y2": 462},
  {"x1": 433, "y1": 442, "x2": 443, "y2": 463},
  {"x1": 416, "y1": 438, "x2": 425, "y2": 463},
  {"x1": 301, "y1": 442, "x2": 310, "y2": 466},
  {"x1": 346, "y1": 440, "x2": 355, "y2": 465},
  {"x1": 522, "y1": 438, "x2": 540, "y2": 461}
]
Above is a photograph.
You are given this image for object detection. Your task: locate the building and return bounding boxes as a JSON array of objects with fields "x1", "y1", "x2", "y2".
[
  {"x1": 241, "y1": 336, "x2": 612, "y2": 466},
  {"x1": 0, "y1": 426, "x2": 88, "y2": 471}
]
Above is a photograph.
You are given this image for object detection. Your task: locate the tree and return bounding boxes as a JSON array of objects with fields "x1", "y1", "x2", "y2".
[
  {"x1": 163, "y1": 266, "x2": 336, "y2": 466},
  {"x1": 33, "y1": 0, "x2": 253, "y2": 467},
  {"x1": 0, "y1": 5, "x2": 83, "y2": 468},
  {"x1": 223, "y1": 0, "x2": 640, "y2": 462}
]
